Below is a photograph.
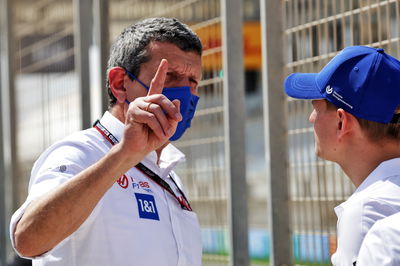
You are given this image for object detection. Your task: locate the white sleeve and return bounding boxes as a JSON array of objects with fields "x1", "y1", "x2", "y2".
[
  {"x1": 332, "y1": 198, "x2": 399, "y2": 266},
  {"x1": 357, "y1": 215, "x2": 400, "y2": 266},
  {"x1": 10, "y1": 140, "x2": 99, "y2": 259}
]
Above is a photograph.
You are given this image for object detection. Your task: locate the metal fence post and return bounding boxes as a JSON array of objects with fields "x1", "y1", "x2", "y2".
[
  {"x1": 93, "y1": 0, "x2": 109, "y2": 114},
  {"x1": 221, "y1": 0, "x2": 249, "y2": 265},
  {"x1": 0, "y1": 21, "x2": 5, "y2": 264},
  {"x1": 260, "y1": 0, "x2": 292, "y2": 265},
  {"x1": 73, "y1": 0, "x2": 93, "y2": 129},
  {"x1": 0, "y1": 0, "x2": 17, "y2": 264},
  {"x1": 0, "y1": 28, "x2": 3, "y2": 266}
]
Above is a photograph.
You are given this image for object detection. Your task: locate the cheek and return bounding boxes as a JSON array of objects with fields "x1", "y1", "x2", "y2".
[
  {"x1": 313, "y1": 119, "x2": 330, "y2": 145},
  {"x1": 191, "y1": 86, "x2": 199, "y2": 96},
  {"x1": 128, "y1": 85, "x2": 148, "y2": 100},
  {"x1": 314, "y1": 120, "x2": 336, "y2": 150}
]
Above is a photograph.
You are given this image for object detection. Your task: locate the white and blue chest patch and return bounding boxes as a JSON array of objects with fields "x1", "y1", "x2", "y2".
[{"x1": 134, "y1": 193, "x2": 160, "y2": 221}]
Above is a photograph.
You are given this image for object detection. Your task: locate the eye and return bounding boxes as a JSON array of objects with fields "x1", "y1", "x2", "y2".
[
  {"x1": 189, "y1": 78, "x2": 198, "y2": 86},
  {"x1": 166, "y1": 72, "x2": 177, "y2": 81}
]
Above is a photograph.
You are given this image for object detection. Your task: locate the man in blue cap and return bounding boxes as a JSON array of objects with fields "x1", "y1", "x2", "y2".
[{"x1": 284, "y1": 46, "x2": 400, "y2": 265}]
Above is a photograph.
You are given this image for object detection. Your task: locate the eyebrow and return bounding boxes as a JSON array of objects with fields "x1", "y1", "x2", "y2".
[{"x1": 167, "y1": 67, "x2": 201, "y2": 81}]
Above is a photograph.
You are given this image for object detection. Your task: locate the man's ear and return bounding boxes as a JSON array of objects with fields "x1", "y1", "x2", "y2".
[
  {"x1": 336, "y1": 109, "x2": 356, "y2": 139},
  {"x1": 108, "y1": 67, "x2": 127, "y2": 103}
]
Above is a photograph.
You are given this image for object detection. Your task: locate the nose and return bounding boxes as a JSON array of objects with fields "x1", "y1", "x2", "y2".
[{"x1": 309, "y1": 109, "x2": 316, "y2": 123}]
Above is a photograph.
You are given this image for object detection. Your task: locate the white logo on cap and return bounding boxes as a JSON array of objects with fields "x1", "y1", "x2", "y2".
[
  {"x1": 326, "y1": 85, "x2": 333, "y2": 94},
  {"x1": 325, "y1": 85, "x2": 354, "y2": 109}
]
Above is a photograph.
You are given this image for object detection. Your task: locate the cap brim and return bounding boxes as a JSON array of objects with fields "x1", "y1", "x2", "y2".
[{"x1": 284, "y1": 73, "x2": 324, "y2": 99}]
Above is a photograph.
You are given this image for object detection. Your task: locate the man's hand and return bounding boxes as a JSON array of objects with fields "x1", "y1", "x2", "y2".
[{"x1": 121, "y1": 59, "x2": 182, "y2": 157}]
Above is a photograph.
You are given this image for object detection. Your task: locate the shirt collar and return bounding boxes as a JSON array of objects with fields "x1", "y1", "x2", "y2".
[
  {"x1": 142, "y1": 144, "x2": 186, "y2": 179},
  {"x1": 99, "y1": 111, "x2": 124, "y2": 142},
  {"x1": 334, "y1": 157, "x2": 400, "y2": 217},
  {"x1": 99, "y1": 111, "x2": 185, "y2": 178},
  {"x1": 355, "y1": 157, "x2": 400, "y2": 193}
]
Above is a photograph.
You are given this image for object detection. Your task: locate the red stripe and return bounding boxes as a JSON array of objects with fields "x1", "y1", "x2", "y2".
[{"x1": 94, "y1": 126, "x2": 113, "y2": 145}]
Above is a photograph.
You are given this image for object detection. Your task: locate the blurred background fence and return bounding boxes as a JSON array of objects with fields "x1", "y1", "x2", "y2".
[{"x1": 1, "y1": 0, "x2": 399, "y2": 265}]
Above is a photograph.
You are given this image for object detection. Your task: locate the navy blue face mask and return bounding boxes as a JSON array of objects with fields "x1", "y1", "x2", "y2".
[{"x1": 124, "y1": 70, "x2": 199, "y2": 141}]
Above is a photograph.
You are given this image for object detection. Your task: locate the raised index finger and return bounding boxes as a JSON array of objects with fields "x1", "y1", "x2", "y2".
[{"x1": 148, "y1": 59, "x2": 168, "y2": 96}]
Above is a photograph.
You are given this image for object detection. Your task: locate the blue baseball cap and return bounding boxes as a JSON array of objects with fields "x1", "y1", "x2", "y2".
[{"x1": 284, "y1": 46, "x2": 400, "y2": 124}]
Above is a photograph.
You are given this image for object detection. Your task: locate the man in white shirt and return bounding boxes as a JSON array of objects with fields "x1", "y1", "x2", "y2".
[
  {"x1": 284, "y1": 46, "x2": 400, "y2": 266},
  {"x1": 357, "y1": 212, "x2": 400, "y2": 266},
  {"x1": 10, "y1": 17, "x2": 203, "y2": 266}
]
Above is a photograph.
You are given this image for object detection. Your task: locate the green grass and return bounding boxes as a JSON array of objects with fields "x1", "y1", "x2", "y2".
[{"x1": 202, "y1": 254, "x2": 332, "y2": 266}]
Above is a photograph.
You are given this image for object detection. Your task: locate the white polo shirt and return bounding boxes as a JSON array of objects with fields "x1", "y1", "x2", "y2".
[
  {"x1": 357, "y1": 212, "x2": 400, "y2": 266},
  {"x1": 10, "y1": 111, "x2": 202, "y2": 266},
  {"x1": 331, "y1": 158, "x2": 400, "y2": 266}
]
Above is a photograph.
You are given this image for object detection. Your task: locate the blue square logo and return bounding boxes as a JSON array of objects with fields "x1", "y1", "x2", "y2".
[{"x1": 134, "y1": 193, "x2": 160, "y2": 221}]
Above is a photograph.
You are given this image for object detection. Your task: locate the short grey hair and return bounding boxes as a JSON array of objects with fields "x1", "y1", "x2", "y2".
[{"x1": 106, "y1": 17, "x2": 203, "y2": 107}]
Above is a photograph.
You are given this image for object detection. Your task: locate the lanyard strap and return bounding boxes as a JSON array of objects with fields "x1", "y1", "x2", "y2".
[
  {"x1": 93, "y1": 120, "x2": 192, "y2": 211},
  {"x1": 135, "y1": 162, "x2": 192, "y2": 211}
]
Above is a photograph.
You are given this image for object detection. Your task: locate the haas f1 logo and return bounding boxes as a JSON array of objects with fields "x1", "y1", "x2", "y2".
[
  {"x1": 116, "y1": 175, "x2": 129, "y2": 189},
  {"x1": 132, "y1": 180, "x2": 152, "y2": 193}
]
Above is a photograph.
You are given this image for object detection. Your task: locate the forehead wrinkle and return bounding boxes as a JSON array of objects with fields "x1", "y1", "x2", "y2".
[{"x1": 168, "y1": 62, "x2": 199, "y2": 78}]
